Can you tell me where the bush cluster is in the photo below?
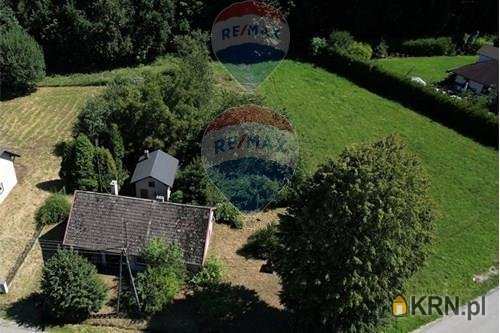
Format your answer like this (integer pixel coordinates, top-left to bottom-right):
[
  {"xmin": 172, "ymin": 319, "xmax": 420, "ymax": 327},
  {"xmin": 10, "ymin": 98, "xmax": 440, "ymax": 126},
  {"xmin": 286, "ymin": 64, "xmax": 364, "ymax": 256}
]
[
  {"xmin": 41, "ymin": 250, "xmax": 106, "ymax": 322},
  {"xmin": 60, "ymin": 134, "xmax": 123, "ymax": 193},
  {"xmin": 189, "ymin": 257, "xmax": 225, "ymax": 289},
  {"xmin": 326, "ymin": 30, "xmax": 373, "ymax": 60},
  {"xmin": 0, "ymin": 1, "xmax": 45, "ymax": 98},
  {"xmin": 35, "ymin": 193, "xmax": 71, "ymax": 226},
  {"xmin": 133, "ymin": 239, "xmax": 186, "ymax": 315},
  {"xmin": 215, "ymin": 202, "xmax": 244, "ymax": 229},
  {"xmin": 274, "ymin": 135, "xmax": 435, "ymax": 331},
  {"xmin": 310, "ymin": 38, "xmax": 498, "ymax": 147},
  {"xmin": 238, "ymin": 222, "xmax": 278, "ymax": 260},
  {"xmin": 400, "ymin": 37, "xmax": 456, "ymax": 56}
]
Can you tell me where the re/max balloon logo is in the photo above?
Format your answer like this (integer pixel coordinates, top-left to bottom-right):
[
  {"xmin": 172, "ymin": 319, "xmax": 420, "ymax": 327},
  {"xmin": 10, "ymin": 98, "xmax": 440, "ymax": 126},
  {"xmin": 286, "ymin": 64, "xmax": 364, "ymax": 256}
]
[
  {"xmin": 201, "ymin": 105, "xmax": 298, "ymax": 212},
  {"xmin": 220, "ymin": 24, "xmax": 282, "ymax": 41},
  {"xmin": 213, "ymin": 134, "xmax": 288, "ymax": 155}
]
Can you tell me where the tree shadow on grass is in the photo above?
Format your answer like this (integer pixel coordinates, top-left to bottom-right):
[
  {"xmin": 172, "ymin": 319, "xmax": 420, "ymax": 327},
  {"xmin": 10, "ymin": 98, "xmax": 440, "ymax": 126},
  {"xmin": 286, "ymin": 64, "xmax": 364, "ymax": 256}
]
[
  {"xmin": 147, "ymin": 283, "xmax": 290, "ymax": 333},
  {"xmin": 5, "ymin": 293, "xmax": 48, "ymax": 330},
  {"xmin": 36, "ymin": 179, "xmax": 65, "ymax": 193}
]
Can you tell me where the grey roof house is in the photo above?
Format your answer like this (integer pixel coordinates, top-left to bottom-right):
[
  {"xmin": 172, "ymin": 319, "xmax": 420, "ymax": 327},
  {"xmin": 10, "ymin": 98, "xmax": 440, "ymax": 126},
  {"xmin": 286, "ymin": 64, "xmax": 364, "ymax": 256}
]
[
  {"xmin": 131, "ymin": 150, "xmax": 179, "ymax": 200},
  {"xmin": 63, "ymin": 191, "xmax": 215, "ymax": 270}
]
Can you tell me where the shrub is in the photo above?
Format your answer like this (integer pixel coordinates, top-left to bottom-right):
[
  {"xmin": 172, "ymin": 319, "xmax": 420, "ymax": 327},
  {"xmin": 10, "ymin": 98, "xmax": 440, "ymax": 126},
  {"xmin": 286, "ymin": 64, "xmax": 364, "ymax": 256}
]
[
  {"xmin": 35, "ymin": 193, "xmax": 71, "ymax": 226},
  {"xmin": 0, "ymin": 26, "xmax": 45, "ymax": 98},
  {"xmin": 190, "ymin": 257, "xmax": 225, "ymax": 289},
  {"xmin": 373, "ymin": 38, "xmax": 389, "ymax": 58},
  {"xmin": 328, "ymin": 30, "xmax": 354, "ymax": 52},
  {"xmin": 135, "ymin": 240, "xmax": 186, "ymax": 315},
  {"xmin": 170, "ymin": 190, "xmax": 184, "ymax": 203},
  {"xmin": 401, "ymin": 37, "xmax": 456, "ymax": 56},
  {"xmin": 215, "ymin": 201, "xmax": 244, "ymax": 229},
  {"xmin": 238, "ymin": 223, "xmax": 278, "ymax": 260},
  {"xmin": 348, "ymin": 41, "xmax": 373, "ymax": 61},
  {"xmin": 310, "ymin": 37, "xmax": 328, "ymax": 56},
  {"xmin": 273, "ymin": 135, "xmax": 435, "ymax": 331},
  {"xmin": 41, "ymin": 250, "xmax": 106, "ymax": 322},
  {"xmin": 136, "ymin": 265, "xmax": 184, "ymax": 315}
]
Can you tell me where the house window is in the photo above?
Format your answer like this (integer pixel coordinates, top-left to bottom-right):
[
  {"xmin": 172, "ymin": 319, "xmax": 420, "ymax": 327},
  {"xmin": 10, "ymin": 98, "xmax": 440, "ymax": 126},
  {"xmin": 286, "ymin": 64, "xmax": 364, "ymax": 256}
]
[{"xmin": 148, "ymin": 181, "xmax": 155, "ymax": 188}]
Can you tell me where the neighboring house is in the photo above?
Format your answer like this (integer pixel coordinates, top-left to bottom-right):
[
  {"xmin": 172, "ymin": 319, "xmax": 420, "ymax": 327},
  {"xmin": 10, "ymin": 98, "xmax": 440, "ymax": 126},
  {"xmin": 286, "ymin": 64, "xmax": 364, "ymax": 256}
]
[
  {"xmin": 130, "ymin": 150, "xmax": 179, "ymax": 200},
  {"xmin": 0, "ymin": 148, "xmax": 20, "ymax": 204},
  {"xmin": 62, "ymin": 190, "xmax": 215, "ymax": 271},
  {"xmin": 450, "ymin": 45, "xmax": 499, "ymax": 94},
  {"xmin": 477, "ymin": 45, "xmax": 499, "ymax": 63}
]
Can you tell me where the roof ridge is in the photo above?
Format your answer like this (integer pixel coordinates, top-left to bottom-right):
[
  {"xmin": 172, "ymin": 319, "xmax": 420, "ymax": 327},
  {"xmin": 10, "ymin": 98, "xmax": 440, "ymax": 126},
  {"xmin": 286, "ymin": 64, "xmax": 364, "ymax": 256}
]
[{"xmin": 74, "ymin": 190, "xmax": 215, "ymax": 210}]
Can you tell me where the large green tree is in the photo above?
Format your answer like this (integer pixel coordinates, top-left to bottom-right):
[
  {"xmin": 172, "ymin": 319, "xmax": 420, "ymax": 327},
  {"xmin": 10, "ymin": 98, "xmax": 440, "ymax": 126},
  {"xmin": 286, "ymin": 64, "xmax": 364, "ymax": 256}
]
[
  {"xmin": 60, "ymin": 134, "xmax": 121, "ymax": 192},
  {"xmin": 274, "ymin": 135, "xmax": 435, "ymax": 331},
  {"xmin": 41, "ymin": 250, "xmax": 106, "ymax": 322}
]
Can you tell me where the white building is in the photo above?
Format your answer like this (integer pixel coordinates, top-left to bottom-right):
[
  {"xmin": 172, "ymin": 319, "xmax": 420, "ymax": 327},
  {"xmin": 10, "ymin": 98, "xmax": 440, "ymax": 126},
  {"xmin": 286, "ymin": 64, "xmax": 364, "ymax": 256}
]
[
  {"xmin": 0, "ymin": 148, "xmax": 20, "ymax": 204},
  {"xmin": 130, "ymin": 150, "xmax": 179, "ymax": 200}
]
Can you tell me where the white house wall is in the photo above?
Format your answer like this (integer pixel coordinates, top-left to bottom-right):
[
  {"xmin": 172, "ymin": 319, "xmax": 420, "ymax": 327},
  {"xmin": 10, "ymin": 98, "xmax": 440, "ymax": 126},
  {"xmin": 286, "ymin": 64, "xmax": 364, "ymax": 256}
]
[
  {"xmin": 0, "ymin": 157, "xmax": 17, "ymax": 204},
  {"xmin": 135, "ymin": 177, "xmax": 169, "ymax": 200}
]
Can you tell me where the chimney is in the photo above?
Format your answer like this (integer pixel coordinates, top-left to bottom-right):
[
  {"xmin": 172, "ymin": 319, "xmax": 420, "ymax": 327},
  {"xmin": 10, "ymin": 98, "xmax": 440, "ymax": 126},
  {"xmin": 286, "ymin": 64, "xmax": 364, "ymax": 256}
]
[
  {"xmin": 156, "ymin": 195, "xmax": 165, "ymax": 203},
  {"xmin": 110, "ymin": 180, "xmax": 119, "ymax": 195},
  {"xmin": 144, "ymin": 149, "xmax": 150, "ymax": 159}
]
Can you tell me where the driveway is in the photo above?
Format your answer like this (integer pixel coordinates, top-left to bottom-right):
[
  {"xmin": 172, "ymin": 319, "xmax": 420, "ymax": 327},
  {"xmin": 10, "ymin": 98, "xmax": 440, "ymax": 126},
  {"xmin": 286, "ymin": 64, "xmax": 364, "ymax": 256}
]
[{"xmin": 415, "ymin": 288, "xmax": 499, "ymax": 333}]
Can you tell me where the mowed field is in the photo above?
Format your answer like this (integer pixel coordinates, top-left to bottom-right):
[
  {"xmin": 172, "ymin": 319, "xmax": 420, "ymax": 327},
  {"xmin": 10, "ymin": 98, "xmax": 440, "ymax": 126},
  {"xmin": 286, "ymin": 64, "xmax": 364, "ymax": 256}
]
[
  {"xmin": 259, "ymin": 60, "xmax": 498, "ymax": 331},
  {"xmin": 0, "ymin": 87, "xmax": 101, "ymax": 306},
  {"xmin": 376, "ymin": 55, "xmax": 476, "ymax": 83}
]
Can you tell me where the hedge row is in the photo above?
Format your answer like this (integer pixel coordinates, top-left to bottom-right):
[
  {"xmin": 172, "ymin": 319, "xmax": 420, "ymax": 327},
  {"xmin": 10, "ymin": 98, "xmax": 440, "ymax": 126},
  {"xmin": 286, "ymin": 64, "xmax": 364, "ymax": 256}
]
[
  {"xmin": 400, "ymin": 37, "xmax": 456, "ymax": 56},
  {"xmin": 311, "ymin": 51, "xmax": 498, "ymax": 147}
]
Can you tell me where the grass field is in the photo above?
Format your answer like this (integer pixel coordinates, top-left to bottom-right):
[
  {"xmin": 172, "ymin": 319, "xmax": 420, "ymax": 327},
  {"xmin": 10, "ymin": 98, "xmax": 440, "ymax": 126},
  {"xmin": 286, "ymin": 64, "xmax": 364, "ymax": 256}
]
[
  {"xmin": 0, "ymin": 58, "xmax": 497, "ymax": 332},
  {"xmin": 376, "ymin": 56, "xmax": 477, "ymax": 83},
  {"xmin": 259, "ymin": 60, "xmax": 498, "ymax": 331},
  {"xmin": 0, "ymin": 87, "xmax": 101, "ymax": 307},
  {"xmin": 39, "ymin": 57, "xmax": 178, "ymax": 87}
]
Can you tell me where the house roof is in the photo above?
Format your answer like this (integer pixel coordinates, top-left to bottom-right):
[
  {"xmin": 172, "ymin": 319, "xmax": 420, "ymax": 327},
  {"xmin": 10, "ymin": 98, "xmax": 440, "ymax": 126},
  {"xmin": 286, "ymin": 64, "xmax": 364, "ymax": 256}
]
[
  {"xmin": 63, "ymin": 191, "xmax": 214, "ymax": 266},
  {"xmin": 450, "ymin": 60, "xmax": 499, "ymax": 87},
  {"xmin": 0, "ymin": 148, "xmax": 20, "ymax": 159},
  {"xmin": 130, "ymin": 150, "xmax": 179, "ymax": 187},
  {"xmin": 477, "ymin": 45, "xmax": 499, "ymax": 61}
]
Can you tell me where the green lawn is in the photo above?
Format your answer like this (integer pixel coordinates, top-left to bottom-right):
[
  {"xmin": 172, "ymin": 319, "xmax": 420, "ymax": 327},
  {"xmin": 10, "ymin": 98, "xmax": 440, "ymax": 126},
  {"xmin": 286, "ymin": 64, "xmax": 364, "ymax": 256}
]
[
  {"xmin": 39, "ymin": 56, "xmax": 178, "ymax": 87},
  {"xmin": 376, "ymin": 56, "xmax": 477, "ymax": 83},
  {"xmin": 259, "ymin": 60, "xmax": 498, "ymax": 332}
]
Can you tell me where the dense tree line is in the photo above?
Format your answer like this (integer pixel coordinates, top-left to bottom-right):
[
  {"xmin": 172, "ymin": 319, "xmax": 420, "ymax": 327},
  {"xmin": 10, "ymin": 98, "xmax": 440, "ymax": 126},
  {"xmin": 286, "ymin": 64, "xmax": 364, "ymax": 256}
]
[
  {"xmin": 4, "ymin": 0, "xmax": 496, "ymax": 72},
  {"xmin": 7, "ymin": 0, "xmax": 203, "ymax": 72}
]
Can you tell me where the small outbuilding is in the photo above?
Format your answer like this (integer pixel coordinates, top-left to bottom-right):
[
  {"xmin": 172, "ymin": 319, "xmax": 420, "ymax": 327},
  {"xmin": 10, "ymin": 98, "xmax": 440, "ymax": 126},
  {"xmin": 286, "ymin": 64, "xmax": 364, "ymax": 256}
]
[
  {"xmin": 130, "ymin": 150, "xmax": 179, "ymax": 200},
  {"xmin": 0, "ymin": 148, "xmax": 20, "ymax": 204}
]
